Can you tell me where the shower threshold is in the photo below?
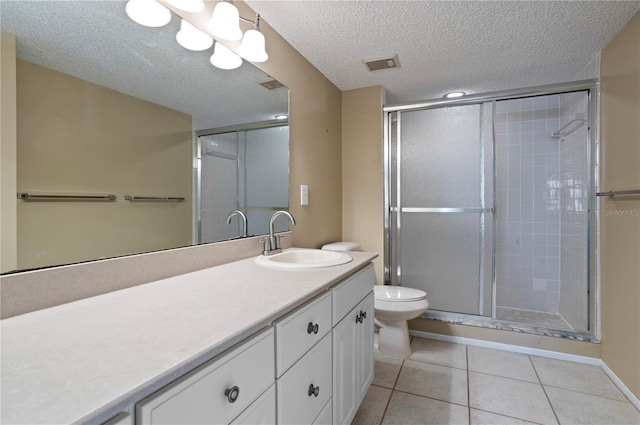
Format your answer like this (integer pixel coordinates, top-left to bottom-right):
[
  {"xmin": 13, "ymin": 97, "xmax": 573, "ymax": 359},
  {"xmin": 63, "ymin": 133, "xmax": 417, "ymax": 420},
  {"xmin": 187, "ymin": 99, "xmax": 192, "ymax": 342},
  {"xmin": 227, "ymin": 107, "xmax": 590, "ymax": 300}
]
[{"xmin": 420, "ymin": 310, "xmax": 597, "ymax": 342}]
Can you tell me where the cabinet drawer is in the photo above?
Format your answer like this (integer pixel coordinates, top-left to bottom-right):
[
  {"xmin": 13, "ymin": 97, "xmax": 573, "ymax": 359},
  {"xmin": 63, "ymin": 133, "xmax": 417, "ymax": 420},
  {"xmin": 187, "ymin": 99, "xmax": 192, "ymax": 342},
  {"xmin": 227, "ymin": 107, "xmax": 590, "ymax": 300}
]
[
  {"xmin": 313, "ymin": 398, "xmax": 332, "ymax": 425},
  {"xmin": 231, "ymin": 384, "xmax": 276, "ymax": 425},
  {"xmin": 332, "ymin": 264, "xmax": 375, "ymax": 326},
  {"xmin": 275, "ymin": 292, "xmax": 331, "ymax": 376},
  {"xmin": 136, "ymin": 328, "xmax": 274, "ymax": 425},
  {"xmin": 276, "ymin": 332, "xmax": 332, "ymax": 425}
]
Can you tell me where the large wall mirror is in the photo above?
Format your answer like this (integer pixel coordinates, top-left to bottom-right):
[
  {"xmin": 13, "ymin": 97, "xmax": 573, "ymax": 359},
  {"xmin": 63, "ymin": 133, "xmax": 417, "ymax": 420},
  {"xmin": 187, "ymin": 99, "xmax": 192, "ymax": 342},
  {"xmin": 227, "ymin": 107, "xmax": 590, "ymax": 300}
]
[{"xmin": 0, "ymin": 0, "xmax": 290, "ymax": 273}]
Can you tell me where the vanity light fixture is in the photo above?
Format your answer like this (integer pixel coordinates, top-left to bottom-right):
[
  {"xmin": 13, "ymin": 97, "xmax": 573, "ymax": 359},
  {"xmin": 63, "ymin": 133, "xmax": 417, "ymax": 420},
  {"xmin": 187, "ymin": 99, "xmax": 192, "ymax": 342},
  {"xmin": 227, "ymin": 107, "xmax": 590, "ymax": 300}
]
[
  {"xmin": 207, "ymin": 1, "xmax": 269, "ymax": 63},
  {"xmin": 444, "ymin": 91, "xmax": 466, "ymax": 98},
  {"xmin": 176, "ymin": 19, "xmax": 214, "ymax": 51},
  {"xmin": 166, "ymin": 0, "xmax": 205, "ymax": 13},
  {"xmin": 207, "ymin": 0, "xmax": 243, "ymax": 41},
  {"xmin": 125, "ymin": 0, "xmax": 171, "ymax": 27},
  {"xmin": 210, "ymin": 42, "xmax": 243, "ymax": 70},
  {"xmin": 236, "ymin": 15, "xmax": 268, "ymax": 63}
]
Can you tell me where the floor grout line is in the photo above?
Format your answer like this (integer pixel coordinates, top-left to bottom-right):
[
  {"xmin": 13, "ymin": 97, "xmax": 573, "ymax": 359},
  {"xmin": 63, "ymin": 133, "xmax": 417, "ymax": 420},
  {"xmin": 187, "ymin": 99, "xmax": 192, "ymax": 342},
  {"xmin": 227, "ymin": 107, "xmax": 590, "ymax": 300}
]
[
  {"xmin": 541, "ymin": 383, "xmax": 637, "ymax": 405},
  {"xmin": 378, "ymin": 358, "xmax": 405, "ymax": 424},
  {"xmin": 391, "ymin": 388, "xmax": 470, "ymax": 409},
  {"xmin": 530, "ymin": 354, "xmax": 562, "ymax": 425}
]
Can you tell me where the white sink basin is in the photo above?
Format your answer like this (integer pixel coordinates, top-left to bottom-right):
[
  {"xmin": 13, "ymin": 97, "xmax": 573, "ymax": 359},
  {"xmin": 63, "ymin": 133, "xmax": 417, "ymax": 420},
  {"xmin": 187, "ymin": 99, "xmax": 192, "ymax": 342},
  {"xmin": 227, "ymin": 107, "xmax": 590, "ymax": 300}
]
[{"xmin": 255, "ymin": 249, "xmax": 353, "ymax": 269}]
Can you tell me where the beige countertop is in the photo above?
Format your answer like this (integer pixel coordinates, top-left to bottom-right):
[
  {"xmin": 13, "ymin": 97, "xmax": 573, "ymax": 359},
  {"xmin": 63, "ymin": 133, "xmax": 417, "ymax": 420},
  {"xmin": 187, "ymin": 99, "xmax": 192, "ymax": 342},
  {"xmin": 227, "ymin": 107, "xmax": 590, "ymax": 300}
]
[{"xmin": 0, "ymin": 250, "xmax": 377, "ymax": 424}]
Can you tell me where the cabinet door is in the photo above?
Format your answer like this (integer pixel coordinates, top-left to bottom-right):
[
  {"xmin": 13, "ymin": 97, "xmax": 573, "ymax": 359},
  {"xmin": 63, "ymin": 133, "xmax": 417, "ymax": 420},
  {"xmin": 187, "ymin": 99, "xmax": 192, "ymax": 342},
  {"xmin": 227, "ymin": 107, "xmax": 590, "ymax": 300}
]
[
  {"xmin": 312, "ymin": 398, "xmax": 332, "ymax": 425},
  {"xmin": 332, "ymin": 306, "xmax": 359, "ymax": 425},
  {"xmin": 357, "ymin": 292, "xmax": 374, "ymax": 403}
]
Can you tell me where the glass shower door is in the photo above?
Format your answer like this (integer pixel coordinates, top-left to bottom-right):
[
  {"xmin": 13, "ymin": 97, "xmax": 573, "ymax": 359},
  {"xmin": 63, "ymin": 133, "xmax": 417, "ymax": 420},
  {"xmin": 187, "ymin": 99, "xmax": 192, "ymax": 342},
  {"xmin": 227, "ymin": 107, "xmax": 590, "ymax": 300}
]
[{"xmin": 388, "ymin": 103, "xmax": 494, "ymax": 316}]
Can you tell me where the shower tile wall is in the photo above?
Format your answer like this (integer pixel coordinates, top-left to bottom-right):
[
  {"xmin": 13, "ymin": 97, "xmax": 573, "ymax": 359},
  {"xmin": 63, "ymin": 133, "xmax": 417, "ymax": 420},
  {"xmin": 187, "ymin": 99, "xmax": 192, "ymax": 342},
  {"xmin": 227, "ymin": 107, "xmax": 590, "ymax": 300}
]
[
  {"xmin": 558, "ymin": 91, "xmax": 589, "ymax": 331},
  {"xmin": 495, "ymin": 96, "xmax": 562, "ymax": 313}
]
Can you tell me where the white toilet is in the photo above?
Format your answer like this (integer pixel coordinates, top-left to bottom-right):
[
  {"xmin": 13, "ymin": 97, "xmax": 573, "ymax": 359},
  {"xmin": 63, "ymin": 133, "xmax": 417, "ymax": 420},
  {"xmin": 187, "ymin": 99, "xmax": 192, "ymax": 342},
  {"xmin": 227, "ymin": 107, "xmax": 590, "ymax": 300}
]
[
  {"xmin": 321, "ymin": 241, "xmax": 429, "ymax": 359},
  {"xmin": 373, "ymin": 285, "xmax": 429, "ymax": 358}
]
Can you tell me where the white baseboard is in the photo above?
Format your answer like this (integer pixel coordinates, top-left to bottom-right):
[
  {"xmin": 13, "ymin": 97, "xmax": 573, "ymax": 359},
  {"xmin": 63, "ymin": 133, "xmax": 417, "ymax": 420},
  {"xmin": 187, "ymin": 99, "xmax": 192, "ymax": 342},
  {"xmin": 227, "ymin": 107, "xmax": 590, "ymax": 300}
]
[
  {"xmin": 409, "ymin": 330, "xmax": 640, "ymax": 410},
  {"xmin": 600, "ymin": 360, "xmax": 640, "ymax": 411}
]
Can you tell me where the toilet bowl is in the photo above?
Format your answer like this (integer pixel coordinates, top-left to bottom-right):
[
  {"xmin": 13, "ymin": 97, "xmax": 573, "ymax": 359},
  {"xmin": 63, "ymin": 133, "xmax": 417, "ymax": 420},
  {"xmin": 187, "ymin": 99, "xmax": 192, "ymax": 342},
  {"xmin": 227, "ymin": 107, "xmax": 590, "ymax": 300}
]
[
  {"xmin": 321, "ymin": 242, "xmax": 429, "ymax": 358},
  {"xmin": 373, "ymin": 285, "xmax": 429, "ymax": 359}
]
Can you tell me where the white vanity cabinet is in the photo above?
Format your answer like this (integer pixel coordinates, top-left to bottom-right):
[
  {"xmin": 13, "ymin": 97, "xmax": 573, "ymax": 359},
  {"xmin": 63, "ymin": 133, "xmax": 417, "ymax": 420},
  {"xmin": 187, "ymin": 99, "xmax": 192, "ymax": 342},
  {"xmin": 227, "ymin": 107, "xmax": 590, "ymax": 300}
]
[
  {"xmin": 331, "ymin": 265, "xmax": 375, "ymax": 425},
  {"xmin": 136, "ymin": 329, "xmax": 274, "ymax": 425},
  {"xmin": 134, "ymin": 263, "xmax": 375, "ymax": 425}
]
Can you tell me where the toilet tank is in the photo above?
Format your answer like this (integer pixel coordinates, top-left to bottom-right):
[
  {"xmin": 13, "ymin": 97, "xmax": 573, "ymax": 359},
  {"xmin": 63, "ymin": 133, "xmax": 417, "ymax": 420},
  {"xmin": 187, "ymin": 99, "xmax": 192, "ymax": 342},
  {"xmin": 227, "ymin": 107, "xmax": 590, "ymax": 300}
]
[{"xmin": 321, "ymin": 241, "xmax": 360, "ymax": 252}]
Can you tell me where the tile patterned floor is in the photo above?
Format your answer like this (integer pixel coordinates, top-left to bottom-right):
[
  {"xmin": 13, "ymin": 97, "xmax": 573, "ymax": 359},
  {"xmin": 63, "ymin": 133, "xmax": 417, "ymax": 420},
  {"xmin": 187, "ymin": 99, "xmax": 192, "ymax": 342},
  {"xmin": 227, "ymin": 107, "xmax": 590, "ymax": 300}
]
[
  {"xmin": 353, "ymin": 337, "xmax": 640, "ymax": 425},
  {"xmin": 495, "ymin": 307, "xmax": 573, "ymax": 331}
]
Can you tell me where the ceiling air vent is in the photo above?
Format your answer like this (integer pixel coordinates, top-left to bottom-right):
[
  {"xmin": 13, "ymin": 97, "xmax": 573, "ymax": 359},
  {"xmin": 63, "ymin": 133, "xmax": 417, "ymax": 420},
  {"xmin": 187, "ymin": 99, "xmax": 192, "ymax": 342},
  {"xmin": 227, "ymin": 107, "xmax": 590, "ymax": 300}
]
[
  {"xmin": 258, "ymin": 78, "xmax": 286, "ymax": 90},
  {"xmin": 364, "ymin": 55, "xmax": 400, "ymax": 72}
]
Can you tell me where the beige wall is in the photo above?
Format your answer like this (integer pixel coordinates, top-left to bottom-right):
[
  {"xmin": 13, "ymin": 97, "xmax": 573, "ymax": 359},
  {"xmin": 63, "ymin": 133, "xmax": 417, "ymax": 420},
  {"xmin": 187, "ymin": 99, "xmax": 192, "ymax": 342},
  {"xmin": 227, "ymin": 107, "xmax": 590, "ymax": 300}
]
[
  {"xmin": 16, "ymin": 60, "xmax": 193, "ymax": 270},
  {"xmin": 600, "ymin": 12, "xmax": 640, "ymax": 399},
  {"xmin": 234, "ymin": 2, "xmax": 343, "ymax": 249},
  {"xmin": 1, "ymin": 32, "xmax": 18, "ymax": 273},
  {"xmin": 174, "ymin": 1, "xmax": 344, "ymax": 249},
  {"xmin": 342, "ymin": 86, "xmax": 385, "ymax": 283}
]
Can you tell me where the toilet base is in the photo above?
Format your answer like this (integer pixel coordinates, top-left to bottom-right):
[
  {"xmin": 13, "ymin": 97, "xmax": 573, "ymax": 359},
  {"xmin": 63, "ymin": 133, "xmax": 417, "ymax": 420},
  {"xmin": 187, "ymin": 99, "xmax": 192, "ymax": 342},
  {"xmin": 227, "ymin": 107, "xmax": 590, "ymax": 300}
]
[{"xmin": 377, "ymin": 319, "xmax": 411, "ymax": 359}]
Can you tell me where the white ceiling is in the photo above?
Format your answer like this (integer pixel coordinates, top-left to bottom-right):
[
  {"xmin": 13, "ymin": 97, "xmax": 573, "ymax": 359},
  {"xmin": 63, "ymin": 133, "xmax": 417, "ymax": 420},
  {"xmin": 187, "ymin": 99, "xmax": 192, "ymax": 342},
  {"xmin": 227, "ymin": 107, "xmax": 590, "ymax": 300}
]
[{"xmin": 245, "ymin": 0, "xmax": 640, "ymax": 105}]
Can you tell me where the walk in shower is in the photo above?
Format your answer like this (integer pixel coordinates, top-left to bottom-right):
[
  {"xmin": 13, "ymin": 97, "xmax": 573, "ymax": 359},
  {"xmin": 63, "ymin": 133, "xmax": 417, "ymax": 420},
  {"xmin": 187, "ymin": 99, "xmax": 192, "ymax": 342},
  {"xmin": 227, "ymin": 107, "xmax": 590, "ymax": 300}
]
[{"xmin": 384, "ymin": 81, "xmax": 597, "ymax": 338}]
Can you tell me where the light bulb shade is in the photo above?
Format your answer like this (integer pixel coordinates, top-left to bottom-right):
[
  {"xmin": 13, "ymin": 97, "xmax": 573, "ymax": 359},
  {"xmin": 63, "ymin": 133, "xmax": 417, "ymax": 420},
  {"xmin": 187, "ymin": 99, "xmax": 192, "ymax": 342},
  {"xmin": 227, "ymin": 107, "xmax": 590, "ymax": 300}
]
[
  {"xmin": 176, "ymin": 20, "xmax": 213, "ymax": 51},
  {"xmin": 210, "ymin": 42, "xmax": 242, "ymax": 70},
  {"xmin": 166, "ymin": 0, "xmax": 205, "ymax": 13},
  {"xmin": 125, "ymin": 0, "xmax": 171, "ymax": 28},
  {"xmin": 207, "ymin": 1, "xmax": 242, "ymax": 41},
  {"xmin": 237, "ymin": 28, "xmax": 268, "ymax": 62}
]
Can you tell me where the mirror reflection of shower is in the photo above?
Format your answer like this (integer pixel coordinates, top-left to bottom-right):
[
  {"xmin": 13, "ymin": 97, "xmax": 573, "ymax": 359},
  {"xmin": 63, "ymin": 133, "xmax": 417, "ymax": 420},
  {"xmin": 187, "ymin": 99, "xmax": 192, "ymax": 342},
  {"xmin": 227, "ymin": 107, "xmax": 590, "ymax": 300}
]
[{"xmin": 197, "ymin": 124, "xmax": 290, "ymax": 244}]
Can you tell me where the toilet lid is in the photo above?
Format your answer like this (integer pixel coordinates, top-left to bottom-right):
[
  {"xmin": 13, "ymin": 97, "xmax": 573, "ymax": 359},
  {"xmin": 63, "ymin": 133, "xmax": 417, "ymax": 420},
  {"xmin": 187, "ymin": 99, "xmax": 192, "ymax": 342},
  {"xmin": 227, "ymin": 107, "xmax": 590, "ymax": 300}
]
[{"xmin": 374, "ymin": 285, "xmax": 426, "ymax": 302}]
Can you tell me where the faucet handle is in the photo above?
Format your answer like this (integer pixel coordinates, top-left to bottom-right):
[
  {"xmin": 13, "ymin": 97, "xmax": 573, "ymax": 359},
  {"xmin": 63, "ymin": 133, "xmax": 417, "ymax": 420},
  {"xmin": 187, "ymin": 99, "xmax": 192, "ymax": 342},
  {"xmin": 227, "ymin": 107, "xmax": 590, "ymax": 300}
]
[
  {"xmin": 275, "ymin": 234, "xmax": 284, "ymax": 250},
  {"xmin": 258, "ymin": 237, "xmax": 269, "ymax": 255}
]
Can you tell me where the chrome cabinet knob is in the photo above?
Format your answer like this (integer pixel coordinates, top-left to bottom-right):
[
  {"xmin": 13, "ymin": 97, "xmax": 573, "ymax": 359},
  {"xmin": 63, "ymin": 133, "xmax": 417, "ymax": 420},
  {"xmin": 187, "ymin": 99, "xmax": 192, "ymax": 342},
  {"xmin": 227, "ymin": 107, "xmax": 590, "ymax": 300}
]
[{"xmin": 225, "ymin": 386, "xmax": 240, "ymax": 403}]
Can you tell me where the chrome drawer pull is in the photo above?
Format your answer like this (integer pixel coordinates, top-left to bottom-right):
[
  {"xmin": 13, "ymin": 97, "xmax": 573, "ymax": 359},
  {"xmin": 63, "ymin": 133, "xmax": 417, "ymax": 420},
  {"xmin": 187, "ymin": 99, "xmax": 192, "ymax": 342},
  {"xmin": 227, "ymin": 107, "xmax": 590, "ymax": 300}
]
[
  {"xmin": 307, "ymin": 384, "xmax": 320, "ymax": 397},
  {"xmin": 225, "ymin": 386, "xmax": 240, "ymax": 403},
  {"xmin": 307, "ymin": 322, "xmax": 319, "ymax": 335}
]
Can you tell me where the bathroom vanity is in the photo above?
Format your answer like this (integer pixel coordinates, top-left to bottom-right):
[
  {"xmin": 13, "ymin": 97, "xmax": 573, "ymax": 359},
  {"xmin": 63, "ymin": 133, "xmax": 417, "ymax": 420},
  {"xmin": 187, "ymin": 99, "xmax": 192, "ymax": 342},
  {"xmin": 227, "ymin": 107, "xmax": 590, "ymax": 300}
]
[{"xmin": 0, "ymin": 250, "xmax": 376, "ymax": 425}]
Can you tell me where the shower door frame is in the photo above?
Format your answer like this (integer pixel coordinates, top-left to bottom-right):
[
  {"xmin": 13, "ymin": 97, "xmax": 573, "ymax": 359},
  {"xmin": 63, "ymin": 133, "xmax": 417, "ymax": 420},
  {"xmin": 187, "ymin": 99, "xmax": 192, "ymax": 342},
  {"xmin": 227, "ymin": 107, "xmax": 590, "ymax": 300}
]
[{"xmin": 383, "ymin": 79, "xmax": 600, "ymax": 339}]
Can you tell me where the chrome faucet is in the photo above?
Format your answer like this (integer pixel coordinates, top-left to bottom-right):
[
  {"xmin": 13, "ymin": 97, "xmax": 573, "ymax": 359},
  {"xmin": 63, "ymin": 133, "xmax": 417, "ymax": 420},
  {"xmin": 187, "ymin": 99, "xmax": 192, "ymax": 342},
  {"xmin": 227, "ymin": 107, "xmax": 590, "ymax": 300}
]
[
  {"xmin": 226, "ymin": 210, "xmax": 248, "ymax": 238},
  {"xmin": 261, "ymin": 210, "xmax": 296, "ymax": 255}
]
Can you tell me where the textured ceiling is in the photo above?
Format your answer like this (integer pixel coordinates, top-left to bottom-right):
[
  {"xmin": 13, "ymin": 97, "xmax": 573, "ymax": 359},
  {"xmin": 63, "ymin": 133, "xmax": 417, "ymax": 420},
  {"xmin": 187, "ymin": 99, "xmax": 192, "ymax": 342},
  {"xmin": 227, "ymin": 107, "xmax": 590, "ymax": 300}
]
[
  {"xmin": 0, "ymin": 0, "xmax": 288, "ymax": 130},
  {"xmin": 245, "ymin": 0, "xmax": 640, "ymax": 105}
]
